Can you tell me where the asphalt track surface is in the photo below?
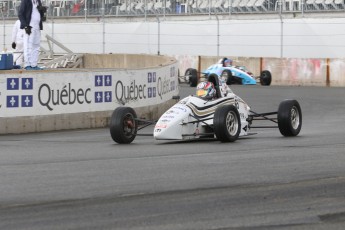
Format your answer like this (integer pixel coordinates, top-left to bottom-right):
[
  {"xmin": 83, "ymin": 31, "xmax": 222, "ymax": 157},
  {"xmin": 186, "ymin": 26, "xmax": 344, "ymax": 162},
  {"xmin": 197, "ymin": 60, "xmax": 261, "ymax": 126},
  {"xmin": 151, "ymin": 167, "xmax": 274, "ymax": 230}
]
[{"xmin": 0, "ymin": 85, "xmax": 345, "ymax": 230}]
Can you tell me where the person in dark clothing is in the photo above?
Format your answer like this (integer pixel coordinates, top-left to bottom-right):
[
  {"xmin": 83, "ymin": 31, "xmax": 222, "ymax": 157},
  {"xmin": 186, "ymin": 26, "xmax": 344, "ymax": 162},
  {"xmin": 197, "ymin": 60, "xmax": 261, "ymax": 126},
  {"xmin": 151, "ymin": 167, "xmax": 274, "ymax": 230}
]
[{"xmin": 18, "ymin": 0, "xmax": 46, "ymax": 70}]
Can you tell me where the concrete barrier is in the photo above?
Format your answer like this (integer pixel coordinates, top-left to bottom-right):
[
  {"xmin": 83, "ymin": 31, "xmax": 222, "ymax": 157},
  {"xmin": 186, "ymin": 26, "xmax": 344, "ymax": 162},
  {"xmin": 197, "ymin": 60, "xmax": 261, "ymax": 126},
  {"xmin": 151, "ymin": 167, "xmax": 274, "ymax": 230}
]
[
  {"xmin": 0, "ymin": 54, "xmax": 179, "ymax": 134},
  {"xmin": 0, "ymin": 102, "xmax": 177, "ymax": 134}
]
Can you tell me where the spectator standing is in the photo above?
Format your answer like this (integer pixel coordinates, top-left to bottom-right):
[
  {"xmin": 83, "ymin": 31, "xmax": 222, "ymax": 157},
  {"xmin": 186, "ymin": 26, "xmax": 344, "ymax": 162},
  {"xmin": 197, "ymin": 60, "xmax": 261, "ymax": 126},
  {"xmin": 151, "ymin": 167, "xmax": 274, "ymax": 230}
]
[
  {"xmin": 11, "ymin": 20, "xmax": 24, "ymax": 67},
  {"xmin": 72, "ymin": 0, "xmax": 85, "ymax": 15},
  {"xmin": 18, "ymin": 0, "xmax": 46, "ymax": 70}
]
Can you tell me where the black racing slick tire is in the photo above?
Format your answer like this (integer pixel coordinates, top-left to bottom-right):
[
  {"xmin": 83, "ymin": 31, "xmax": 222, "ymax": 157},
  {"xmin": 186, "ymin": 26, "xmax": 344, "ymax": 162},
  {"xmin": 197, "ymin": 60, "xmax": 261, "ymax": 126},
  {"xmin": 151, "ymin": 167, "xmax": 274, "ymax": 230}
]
[
  {"xmin": 185, "ymin": 68, "xmax": 198, "ymax": 87},
  {"xmin": 260, "ymin": 70, "xmax": 272, "ymax": 86},
  {"xmin": 221, "ymin": 69, "xmax": 234, "ymax": 85},
  {"xmin": 214, "ymin": 105, "xmax": 241, "ymax": 142},
  {"xmin": 110, "ymin": 107, "xmax": 138, "ymax": 144},
  {"xmin": 278, "ymin": 100, "xmax": 302, "ymax": 137}
]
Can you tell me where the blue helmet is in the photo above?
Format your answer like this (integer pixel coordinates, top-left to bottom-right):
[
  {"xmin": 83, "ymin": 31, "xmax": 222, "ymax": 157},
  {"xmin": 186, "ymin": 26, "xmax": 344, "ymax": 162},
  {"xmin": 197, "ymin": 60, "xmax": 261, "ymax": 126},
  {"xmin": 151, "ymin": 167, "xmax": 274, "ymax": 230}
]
[{"xmin": 222, "ymin": 58, "xmax": 232, "ymax": 67}]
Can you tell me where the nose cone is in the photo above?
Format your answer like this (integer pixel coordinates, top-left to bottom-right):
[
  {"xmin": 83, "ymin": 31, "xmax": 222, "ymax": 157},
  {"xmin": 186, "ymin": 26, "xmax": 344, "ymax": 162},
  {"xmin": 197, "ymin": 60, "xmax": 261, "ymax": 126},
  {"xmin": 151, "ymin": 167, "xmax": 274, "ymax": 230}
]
[{"xmin": 154, "ymin": 105, "xmax": 190, "ymax": 140}]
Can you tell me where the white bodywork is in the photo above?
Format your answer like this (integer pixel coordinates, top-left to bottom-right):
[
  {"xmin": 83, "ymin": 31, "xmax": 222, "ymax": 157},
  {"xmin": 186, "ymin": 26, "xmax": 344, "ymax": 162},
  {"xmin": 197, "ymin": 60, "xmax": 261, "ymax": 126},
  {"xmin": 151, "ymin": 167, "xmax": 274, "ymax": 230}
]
[{"xmin": 154, "ymin": 83, "xmax": 251, "ymax": 140}]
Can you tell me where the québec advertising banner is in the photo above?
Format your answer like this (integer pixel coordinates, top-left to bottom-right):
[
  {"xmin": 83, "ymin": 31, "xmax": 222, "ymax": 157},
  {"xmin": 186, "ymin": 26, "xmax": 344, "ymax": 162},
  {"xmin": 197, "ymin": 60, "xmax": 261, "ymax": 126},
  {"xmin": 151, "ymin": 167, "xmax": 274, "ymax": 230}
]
[{"xmin": 0, "ymin": 64, "xmax": 178, "ymax": 117}]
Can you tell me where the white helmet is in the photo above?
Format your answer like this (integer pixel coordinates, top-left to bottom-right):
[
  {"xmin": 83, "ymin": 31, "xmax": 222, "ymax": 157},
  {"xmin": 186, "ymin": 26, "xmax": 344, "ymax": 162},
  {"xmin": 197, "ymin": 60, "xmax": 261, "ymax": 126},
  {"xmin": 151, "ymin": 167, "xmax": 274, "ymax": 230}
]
[{"xmin": 196, "ymin": 82, "xmax": 216, "ymax": 99}]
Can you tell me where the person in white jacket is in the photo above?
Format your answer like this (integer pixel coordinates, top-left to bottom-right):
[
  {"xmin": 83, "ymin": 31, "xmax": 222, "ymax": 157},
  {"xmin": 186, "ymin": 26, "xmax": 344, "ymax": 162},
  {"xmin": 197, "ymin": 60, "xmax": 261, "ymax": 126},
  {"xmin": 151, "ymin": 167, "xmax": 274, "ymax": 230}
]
[{"xmin": 11, "ymin": 20, "xmax": 25, "ymax": 67}]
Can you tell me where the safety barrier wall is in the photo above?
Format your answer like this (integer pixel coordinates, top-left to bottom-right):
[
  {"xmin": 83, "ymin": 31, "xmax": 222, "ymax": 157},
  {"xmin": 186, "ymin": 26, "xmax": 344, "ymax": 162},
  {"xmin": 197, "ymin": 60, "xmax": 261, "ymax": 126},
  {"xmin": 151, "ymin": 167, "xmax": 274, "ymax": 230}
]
[
  {"xmin": 176, "ymin": 55, "xmax": 345, "ymax": 87},
  {"xmin": 0, "ymin": 54, "xmax": 179, "ymax": 134}
]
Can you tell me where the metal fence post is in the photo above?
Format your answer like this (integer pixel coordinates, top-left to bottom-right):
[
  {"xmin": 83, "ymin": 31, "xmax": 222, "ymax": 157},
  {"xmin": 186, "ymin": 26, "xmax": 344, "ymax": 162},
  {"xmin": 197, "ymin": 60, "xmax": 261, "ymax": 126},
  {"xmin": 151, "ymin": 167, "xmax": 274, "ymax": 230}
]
[
  {"xmin": 156, "ymin": 14, "xmax": 160, "ymax": 55},
  {"xmin": 84, "ymin": 0, "xmax": 88, "ymax": 22},
  {"xmin": 102, "ymin": 0, "xmax": 105, "ymax": 54},
  {"xmin": 279, "ymin": 3, "xmax": 284, "ymax": 58},
  {"xmin": 215, "ymin": 13, "xmax": 219, "ymax": 59},
  {"xmin": 1, "ymin": 4, "xmax": 5, "ymax": 51}
]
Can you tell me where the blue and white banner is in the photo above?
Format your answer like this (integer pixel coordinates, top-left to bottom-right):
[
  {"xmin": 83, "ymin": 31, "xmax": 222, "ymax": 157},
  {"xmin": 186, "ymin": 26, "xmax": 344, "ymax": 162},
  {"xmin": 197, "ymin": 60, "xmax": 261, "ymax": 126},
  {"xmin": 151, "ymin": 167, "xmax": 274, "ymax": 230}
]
[{"xmin": 0, "ymin": 64, "xmax": 178, "ymax": 117}]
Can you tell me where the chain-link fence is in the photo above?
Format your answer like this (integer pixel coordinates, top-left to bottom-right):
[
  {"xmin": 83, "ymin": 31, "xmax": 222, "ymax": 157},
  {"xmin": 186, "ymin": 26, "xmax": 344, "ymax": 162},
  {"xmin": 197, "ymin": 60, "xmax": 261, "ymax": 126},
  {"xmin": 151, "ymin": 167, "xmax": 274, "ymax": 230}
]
[{"xmin": 1, "ymin": 0, "xmax": 345, "ymax": 58}]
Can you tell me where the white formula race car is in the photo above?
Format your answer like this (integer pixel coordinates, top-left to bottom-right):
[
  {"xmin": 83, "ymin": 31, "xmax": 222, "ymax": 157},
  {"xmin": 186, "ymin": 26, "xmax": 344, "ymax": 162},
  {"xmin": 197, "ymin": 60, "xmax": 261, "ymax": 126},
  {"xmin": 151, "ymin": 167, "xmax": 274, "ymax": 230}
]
[{"xmin": 109, "ymin": 74, "xmax": 302, "ymax": 144}]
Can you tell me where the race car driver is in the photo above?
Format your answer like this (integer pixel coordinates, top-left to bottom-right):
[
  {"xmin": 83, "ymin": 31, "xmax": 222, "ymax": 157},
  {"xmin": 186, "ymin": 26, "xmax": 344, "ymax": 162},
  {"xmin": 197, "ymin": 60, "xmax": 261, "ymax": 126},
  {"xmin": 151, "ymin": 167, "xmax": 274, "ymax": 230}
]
[
  {"xmin": 222, "ymin": 57, "xmax": 233, "ymax": 67},
  {"xmin": 196, "ymin": 81, "xmax": 216, "ymax": 99}
]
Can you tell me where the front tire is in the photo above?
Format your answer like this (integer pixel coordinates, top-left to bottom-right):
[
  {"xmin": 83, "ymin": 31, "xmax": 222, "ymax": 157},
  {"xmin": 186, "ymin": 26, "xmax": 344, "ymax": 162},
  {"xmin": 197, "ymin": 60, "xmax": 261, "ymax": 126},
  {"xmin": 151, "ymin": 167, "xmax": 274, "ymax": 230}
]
[
  {"xmin": 214, "ymin": 105, "xmax": 241, "ymax": 142},
  {"xmin": 278, "ymin": 100, "xmax": 302, "ymax": 136},
  {"xmin": 110, "ymin": 107, "xmax": 138, "ymax": 144},
  {"xmin": 260, "ymin": 70, "xmax": 272, "ymax": 86},
  {"xmin": 221, "ymin": 69, "xmax": 234, "ymax": 85},
  {"xmin": 185, "ymin": 68, "xmax": 198, "ymax": 87}
]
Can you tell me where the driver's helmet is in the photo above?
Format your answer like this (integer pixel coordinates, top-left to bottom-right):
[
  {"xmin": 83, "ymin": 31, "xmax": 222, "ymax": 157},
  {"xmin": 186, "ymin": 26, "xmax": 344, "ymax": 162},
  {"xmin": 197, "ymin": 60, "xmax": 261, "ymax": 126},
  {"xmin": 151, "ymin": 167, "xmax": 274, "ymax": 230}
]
[
  {"xmin": 223, "ymin": 58, "xmax": 232, "ymax": 67},
  {"xmin": 219, "ymin": 57, "xmax": 232, "ymax": 67},
  {"xmin": 196, "ymin": 82, "xmax": 216, "ymax": 99}
]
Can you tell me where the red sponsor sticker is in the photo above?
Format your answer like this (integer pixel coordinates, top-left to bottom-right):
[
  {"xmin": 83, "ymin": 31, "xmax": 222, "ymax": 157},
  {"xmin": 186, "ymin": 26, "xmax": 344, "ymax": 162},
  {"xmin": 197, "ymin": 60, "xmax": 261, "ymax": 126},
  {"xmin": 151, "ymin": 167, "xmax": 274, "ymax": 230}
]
[{"xmin": 155, "ymin": 124, "xmax": 167, "ymax": 129}]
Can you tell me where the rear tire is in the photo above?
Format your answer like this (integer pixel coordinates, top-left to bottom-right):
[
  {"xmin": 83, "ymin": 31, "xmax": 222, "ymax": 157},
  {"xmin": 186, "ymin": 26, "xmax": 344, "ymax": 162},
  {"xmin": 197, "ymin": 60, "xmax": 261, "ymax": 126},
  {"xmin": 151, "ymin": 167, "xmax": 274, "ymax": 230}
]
[
  {"xmin": 110, "ymin": 107, "xmax": 138, "ymax": 144},
  {"xmin": 185, "ymin": 68, "xmax": 198, "ymax": 87},
  {"xmin": 221, "ymin": 69, "xmax": 234, "ymax": 85},
  {"xmin": 214, "ymin": 105, "xmax": 241, "ymax": 142},
  {"xmin": 260, "ymin": 70, "xmax": 272, "ymax": 86},
  {"xmin": 278, "ymin": 100, "xmax": 302, "ymax": 136}
]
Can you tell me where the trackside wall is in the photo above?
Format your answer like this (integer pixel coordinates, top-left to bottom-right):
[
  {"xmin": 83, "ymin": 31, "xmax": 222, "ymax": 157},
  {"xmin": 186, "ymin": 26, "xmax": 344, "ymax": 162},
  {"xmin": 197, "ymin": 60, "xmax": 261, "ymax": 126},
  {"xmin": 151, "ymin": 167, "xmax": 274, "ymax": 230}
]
[
  {"xmin": 0, "ymin": 54, "xmax": 179, "ymax": 134},
  {"xmin": 176, "ymin": 55, "xmax": 345, "ymax": 87}
]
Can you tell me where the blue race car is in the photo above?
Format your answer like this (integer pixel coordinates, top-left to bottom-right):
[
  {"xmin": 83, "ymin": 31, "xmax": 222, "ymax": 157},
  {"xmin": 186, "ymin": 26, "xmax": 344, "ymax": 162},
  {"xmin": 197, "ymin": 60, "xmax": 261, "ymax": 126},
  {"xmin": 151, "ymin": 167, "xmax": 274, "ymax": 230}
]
[{"xmin": 185, "ymin": 57, "xmax": 272, "ymax": 87}]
